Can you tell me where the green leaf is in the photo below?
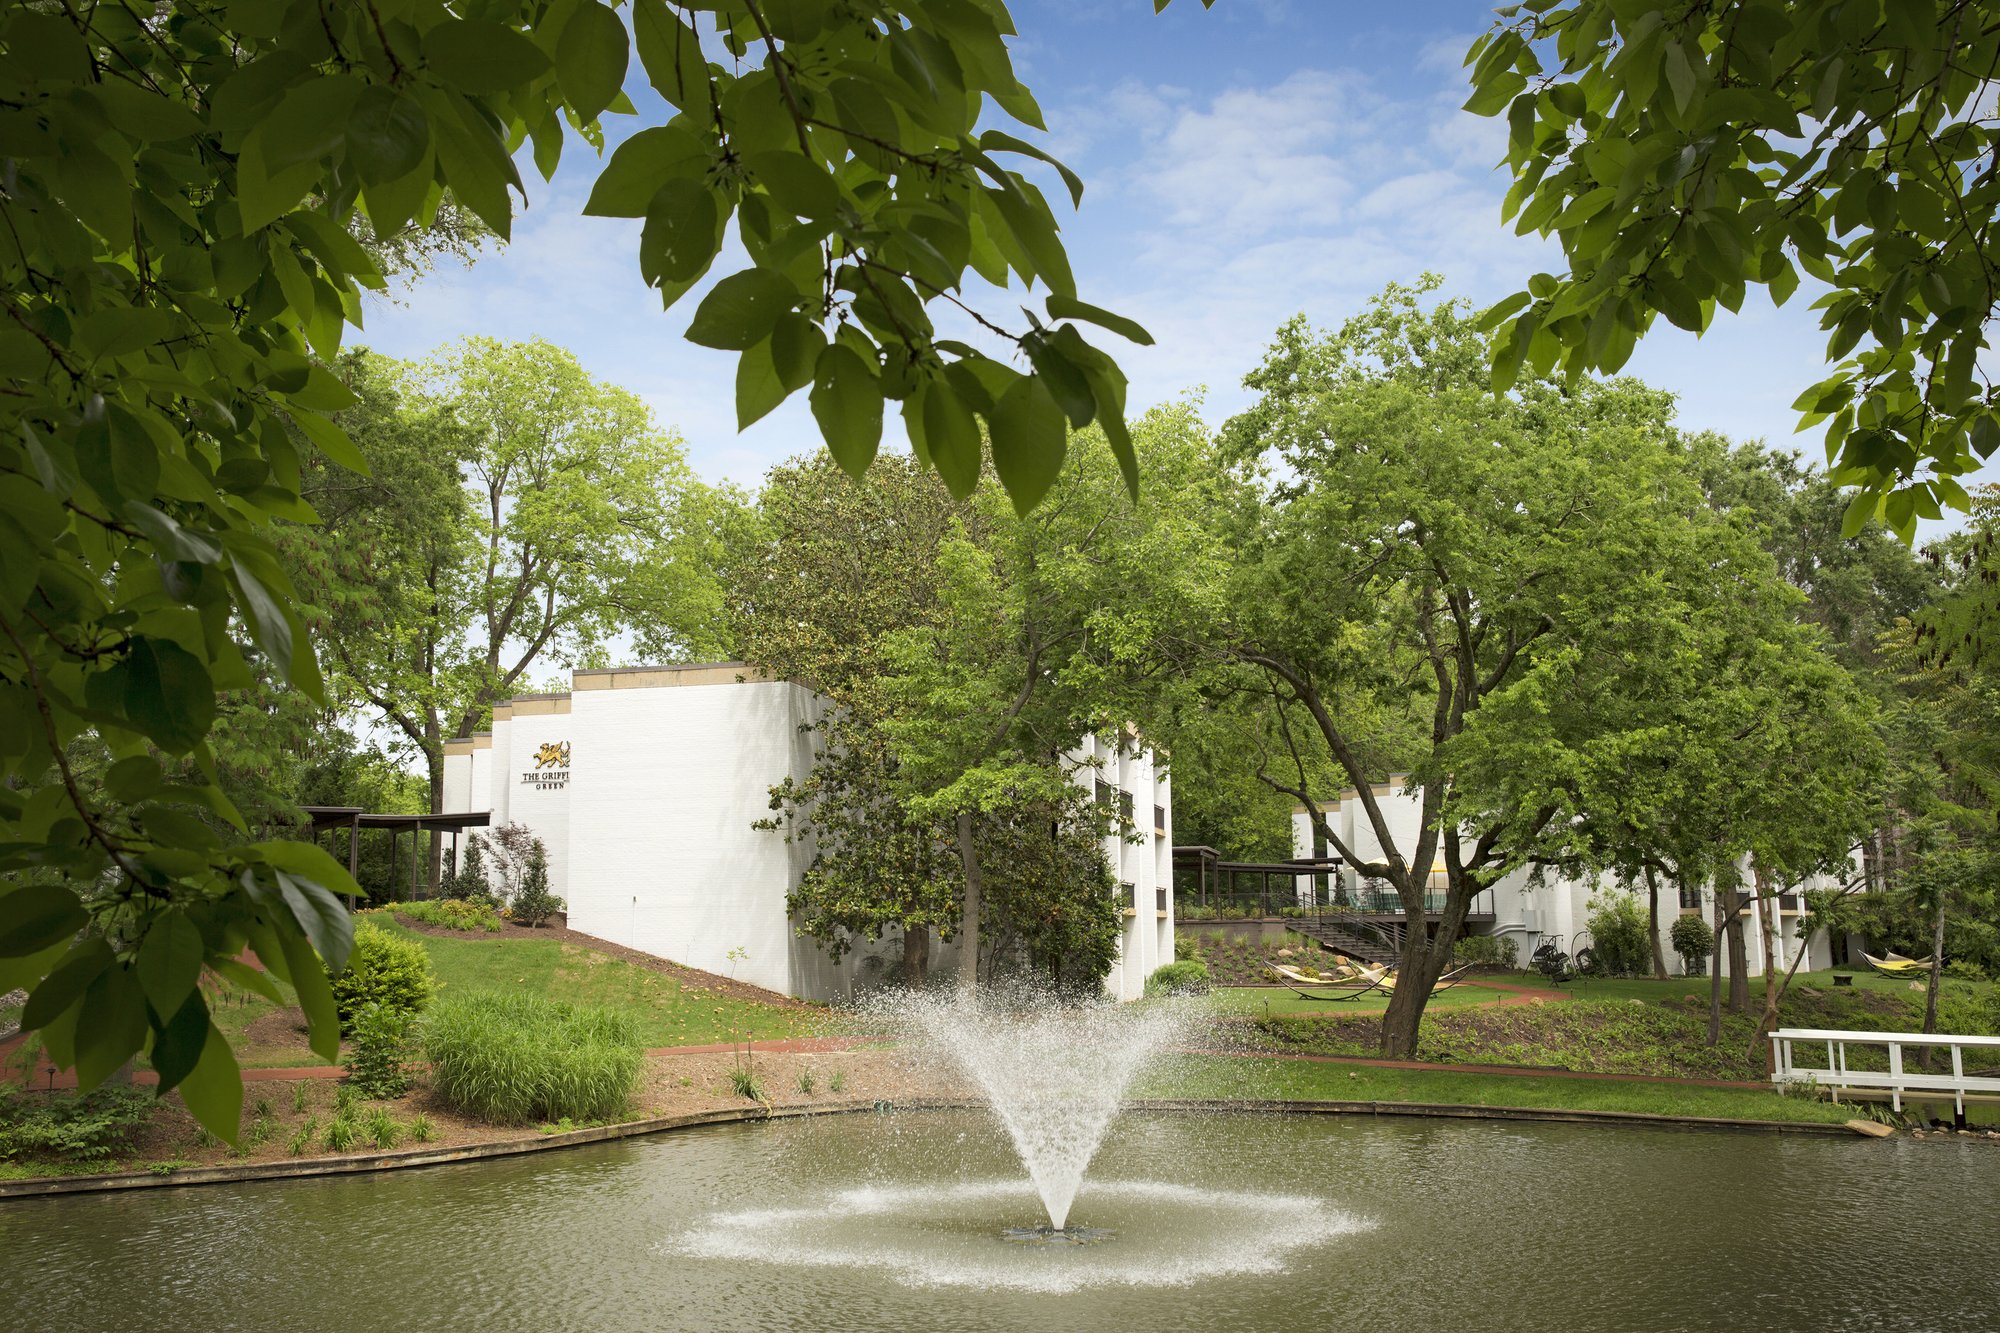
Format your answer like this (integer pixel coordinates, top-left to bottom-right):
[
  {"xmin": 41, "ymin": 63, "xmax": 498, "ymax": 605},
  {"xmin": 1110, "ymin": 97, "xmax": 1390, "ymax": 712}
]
[
  {"xmin": 742, "ymin": 151, "xmax": 842, "ymax": 222},
  {"xmin": 736, "ymin": 339, "xmax": 790, "ymax": 429},
  {"xmin": 988, "ymin": 375, "xmax": 1068, "ymax": 515},
  {"xmin": 1839, "ymin": 487, "xmax": 1878, "ymax": 539},
  {"xmin": 980, "ymin": 129, "xmax": 1084, "ymax": 208},
  {"xmin": 984, "ymin": 183, "xmax": 1075, "ymax": 297},
  {"xmin": 556, "ymin": 1, "xmax": 630, "ymax": 124},
  {"xmin": 137, "ymin": 914, "xmax": 205, "ymax": 1017},
  {"xmin": 20, "ymin": 938, "xmax": 112, "ymax": 1032},
  {"xmin": 810, "ymin": 344, "xmax": 884, "ymax": 477},
  {"xmin": 211, "ymin": 957, "xmax": 284, "ymax": 1005},
  {"xmin": 262, "ymin": 75, "xmax": 364, "ymax": 173},
  {"xmin": 0, "ymin": 883, "xmax": 88, "ymax": 959},
  {"xmin": 235, "ymin": 128, "xmax": 320, "ymax": 231},
  {"xmin": 279, "ymin": 924, "xmax": 341, "ymax": 1064},
  {"xmin": 176, "ymin": 1018, "xmax": 243, "ymax": 1145},
  {"xmin": 921, "ymin": 379, "xmax": 982, "ymax": 498},
  {"xmin": 1045, "ymin": 294, "xmax": 1153, "ymax": 346},
  {"xmin": 229, "ymin": 553, "xmax": 300, "ymax": 683},
  {"xmin": 424, "ymin": 18, "xmax": 553, "ymax": 94},
  {"xmin": 686, "ymin": 268, "xmax": 802, "ymax": 350},
  {"xmin": 149, "ymin": 990, "xmax": 211, "ymax": 1094},
  {"xmin": 74, "ymin": 964, "xmax": 148, "ymax": 1091},
  {"xmin": 1023, "ymin": 332, "xmax": 1096, "ymax": 427},
  {"xmin": 346, "ymin": 87, "xmax": 431, "ymax": 185},
  {"xmin": 634, "ymin": 0, "xmax": 715, "ymax": 123},
  {"xmin": 124, "ymin": 638, "xmax": 216, "ymax": 754},
  {"xmin": 585, "ymin": 126, "xmax": 706, "ymax": 218},
  {"xmin": 639, "ymin": 177, "xmax": 720, "ymax": 285},
  {"xmin": 291, "ymin": 409, "xmax": 370, "ymax": 475},
  {"xmin": 770, "ymin": 312, "xmax": 823, "ymax": 392}
]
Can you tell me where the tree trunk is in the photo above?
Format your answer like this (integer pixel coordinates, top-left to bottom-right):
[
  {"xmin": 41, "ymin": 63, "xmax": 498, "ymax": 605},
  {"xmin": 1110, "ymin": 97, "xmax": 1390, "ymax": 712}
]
[
  {"xmin": 424, "ymin": 740, "xmax": 446, "ymax": 898},
  {"xmin": 1706, "ymin": 895, "xmax": 1725, "ymax": 1046},
  {"xmin": 903, "ymin": 924, "xmax": 930, "ymax": 990},
  {"xmin": 1922, "ymin": 883, "xmax": 1947, "ymax": 1037},
  {"xmin": 1378, "ymin": 880, "xmax": 1472, "ymax": 1058},
  {"xmin": 1645, "ymin": 866, "xmax": 1667, "ymax": 980},
  {"xmin": 1719, "ymin": 879, "xmax": 1750, "ymax": 1013},
  {"xmin": 1753, "ymin": 867, "xmax": 1781, "ymax": 1071},
  {"xmin": 955, "ymin": 810, "xmax": 982, "ymax": 993}
]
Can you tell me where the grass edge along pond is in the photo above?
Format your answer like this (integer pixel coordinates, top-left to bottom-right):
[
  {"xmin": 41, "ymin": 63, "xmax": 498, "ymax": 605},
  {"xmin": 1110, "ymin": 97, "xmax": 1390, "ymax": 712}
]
[{"xmin": 1140, "ymin": 1055, "xmax": 1861, "ymax": 1125}]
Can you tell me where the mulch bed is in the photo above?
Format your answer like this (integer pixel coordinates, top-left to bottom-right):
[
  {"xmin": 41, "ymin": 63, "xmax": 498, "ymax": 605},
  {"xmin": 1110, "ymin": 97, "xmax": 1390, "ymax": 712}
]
[{"xmin": 1, "ymin": 1047, "xmax": 945, "ymax": 1183}]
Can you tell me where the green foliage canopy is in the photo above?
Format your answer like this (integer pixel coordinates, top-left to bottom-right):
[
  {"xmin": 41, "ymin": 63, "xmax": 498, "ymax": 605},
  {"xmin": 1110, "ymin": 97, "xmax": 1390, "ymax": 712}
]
[
  {"xmin": 1467, "ymin": 0, "xmax": 2000, "ymax": 538},
  {"xmin": 0, "ymin": 0, "xmax": 1126, "ymax": 1133}
]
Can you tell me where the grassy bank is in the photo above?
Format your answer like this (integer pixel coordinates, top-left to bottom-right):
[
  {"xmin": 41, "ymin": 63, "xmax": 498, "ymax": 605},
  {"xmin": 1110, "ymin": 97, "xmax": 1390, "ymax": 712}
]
[
  {"xmin": 1140, "ymin": 1054, "xmax": 1861, "ymax": 1125},
  {"xmin": 1234, "ymin": 971, "xmax": 2000, "ymax": 1083},
  {"xmin": 112, "ymin": 920, "xmax": 831, "ymax": 1073},
  {"xmin": 1202, "ymin": 980, "xmax": 1532, "ymax": 1018}
]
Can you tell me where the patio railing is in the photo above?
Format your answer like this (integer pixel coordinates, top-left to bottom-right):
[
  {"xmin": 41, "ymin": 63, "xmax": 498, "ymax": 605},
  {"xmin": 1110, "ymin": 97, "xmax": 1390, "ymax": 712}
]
[{"xmin": 1769, "ymin": 1027, "xmax": 2000, "ymax": 1121}]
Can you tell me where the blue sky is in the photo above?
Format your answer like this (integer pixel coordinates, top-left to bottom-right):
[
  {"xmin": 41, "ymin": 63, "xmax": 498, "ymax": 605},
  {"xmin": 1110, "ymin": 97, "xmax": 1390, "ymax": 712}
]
[{"xmin": 357, "ymin": 0, "xmax": 1991, "ymax": 525}]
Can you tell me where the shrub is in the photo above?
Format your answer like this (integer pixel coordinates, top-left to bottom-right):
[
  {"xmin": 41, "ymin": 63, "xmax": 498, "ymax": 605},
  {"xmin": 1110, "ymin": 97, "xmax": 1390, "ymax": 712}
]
[
  {"xmin": 1451, "ymin": 933, "xmax": 1518, "ymax": 968},
  {"xmin": 1585, "ymin": 892, "xmax": 1653, "ymax": 977},
  {"xmin": 1145, "ymin": 960, "xmax": 1210, "ymax": 997},
  {"xmin": 1670, "ymin": 914, "xmax": 1715, "ymax": 974},
  {"xmin": 423, "ymin": 992, "xmax": 642, "ymax": 1125},
  {"xmin": 343, "ymin": 1002, "xmax": 415, "ymax": 1099},
  {"xmin": 1944, "ymin": 959, "xmax": 1989, "ymax": 983},
  {"xmin": 456, "ymin": 838, "xmax": 493, "ymax": 907},
  {"xmin": 508, "ymin": 842, "xmax": 563, "ymax": 928},
  {"xmin": 0, "ymin": 1088, "xmax": 151, "ymax": 1162},
  {"xmin": 329, "ymin": 922, "xmax": 439, "ymax": 1031},
  {"xmin": 1174, "ymin": 933, "xmax": 1200, "ymax": 962},
  {"xmin": 397, "ymin": 898, "xmax": 503, "ymax": 932}
]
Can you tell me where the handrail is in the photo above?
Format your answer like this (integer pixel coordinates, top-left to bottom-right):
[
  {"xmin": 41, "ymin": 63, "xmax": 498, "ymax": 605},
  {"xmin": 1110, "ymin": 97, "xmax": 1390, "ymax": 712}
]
[{"xmin": 1768, "ymin": 1026, "xmax": 2000, "ymax": 1120}]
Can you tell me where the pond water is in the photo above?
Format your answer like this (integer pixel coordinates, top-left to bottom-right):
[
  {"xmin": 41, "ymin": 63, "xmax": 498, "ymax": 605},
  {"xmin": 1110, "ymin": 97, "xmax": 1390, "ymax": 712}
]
[{"xmin": 3, "ymin": 1109, "xmax": 1995, "ymax": 1333}]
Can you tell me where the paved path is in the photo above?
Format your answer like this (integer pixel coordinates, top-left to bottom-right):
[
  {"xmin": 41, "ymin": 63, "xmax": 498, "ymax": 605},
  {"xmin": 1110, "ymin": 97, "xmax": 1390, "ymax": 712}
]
[
  {"xmin": 5, "ymin": 1035, "xmax": 878, "ymax": 1092},
  {"xmin": 8, "ymin": 1030, "xmax": 1766, "ymax": 1094}
]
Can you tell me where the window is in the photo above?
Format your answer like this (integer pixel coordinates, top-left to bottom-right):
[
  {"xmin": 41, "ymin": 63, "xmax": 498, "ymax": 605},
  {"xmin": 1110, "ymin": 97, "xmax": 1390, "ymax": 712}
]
[
  {"xmin": 1095, "ymin": 779, "xmax": 1113, "ymax": 807},
  {"xmin": 1118, "ymin": 790, "xmax": 1134, "ymax": 823},
  {"xmin": 1679, "ymin": 885, "xmax": 1702, "ymax": 911},
  {"xmin": 1154, "ymin": 803, "xmax": 1167, "ymax": 833}
]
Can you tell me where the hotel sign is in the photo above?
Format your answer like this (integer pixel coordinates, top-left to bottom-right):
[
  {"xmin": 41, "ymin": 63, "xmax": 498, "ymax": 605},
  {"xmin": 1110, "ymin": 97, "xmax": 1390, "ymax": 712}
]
[{"xmin": 522, "ymin": 741, "xmax": 570, "ymax": 790}]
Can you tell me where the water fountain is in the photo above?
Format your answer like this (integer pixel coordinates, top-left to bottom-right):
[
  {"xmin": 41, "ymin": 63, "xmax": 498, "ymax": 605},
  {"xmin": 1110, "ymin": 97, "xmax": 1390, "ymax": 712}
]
[
  {"xmin": 893, "ymin": 985, "xmax": 1192, "ymax": 1234},
  {"xmin": 670, "ymin": 984, "xmax": 1368, "ymax": 1291}
]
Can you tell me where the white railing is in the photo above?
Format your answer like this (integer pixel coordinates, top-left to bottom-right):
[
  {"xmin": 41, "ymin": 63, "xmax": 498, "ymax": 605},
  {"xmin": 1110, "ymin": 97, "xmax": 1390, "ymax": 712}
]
[{"xmin": 1769, "ymin": 1027, "xmax": 2000, "ymax": 1118}]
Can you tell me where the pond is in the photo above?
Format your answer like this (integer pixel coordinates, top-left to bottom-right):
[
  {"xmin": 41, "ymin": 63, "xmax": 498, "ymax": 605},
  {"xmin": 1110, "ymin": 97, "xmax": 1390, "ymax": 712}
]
[{"xmin": 3, "ymin": 1109, "xmax": 1994, "ymax": 1332}]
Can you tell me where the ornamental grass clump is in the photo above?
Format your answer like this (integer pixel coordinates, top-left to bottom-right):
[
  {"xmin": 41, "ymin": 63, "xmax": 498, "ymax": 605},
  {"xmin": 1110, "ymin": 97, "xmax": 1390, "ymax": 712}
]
[{"xmin": 423, "ymin": 992, "xmax": 642, "ymax": 1125}]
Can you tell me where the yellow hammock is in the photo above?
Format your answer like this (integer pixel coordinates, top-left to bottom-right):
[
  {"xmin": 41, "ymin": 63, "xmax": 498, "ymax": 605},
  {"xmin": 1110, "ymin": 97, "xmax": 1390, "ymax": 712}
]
[{"xmin": 1862, "ymin": 950, "xmax": 1935, "ymax": 977}]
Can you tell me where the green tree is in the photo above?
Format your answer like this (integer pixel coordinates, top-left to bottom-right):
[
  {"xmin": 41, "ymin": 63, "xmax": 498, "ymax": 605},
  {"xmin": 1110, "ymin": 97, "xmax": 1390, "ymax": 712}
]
[
  {"xmin": 881, "ymin": 405, "xmax": 1230, "ymax": 988},
  {"xmin": 0, "ymin": 0, "xmax": 1128, "ymax": 1131},
  {"xmin": 738, "ymin": 454, "xmax": 973, "ymax": 986},
  {"xmin": 1207, "ymin": 280, "xmax": 1805, "ymax": 1058},
  {"xmin": 295, "ymin": 341, "xmax": 735, "ymax": 848},
  {"xmin": 1466, "ymin": 1, "xmax": 2000, "ymax": 533}
]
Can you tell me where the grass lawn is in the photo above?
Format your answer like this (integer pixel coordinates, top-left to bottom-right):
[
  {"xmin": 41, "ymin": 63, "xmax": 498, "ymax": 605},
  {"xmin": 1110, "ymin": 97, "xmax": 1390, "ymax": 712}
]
[
  {"xmin": 1203, "ymin": 981, "xmax": 1529, "ymax": 1019},
  {"xmin": 1551, "ymin": 968, "xmax": 1993, "ymax": 1006},
  {"xmin": 166, "ymin": 922, "xmax": 829, "ymax": 1070},
  {"xmin": 1137, "ymin": 1054, "xmax": 1861, "ymax": 1125}
]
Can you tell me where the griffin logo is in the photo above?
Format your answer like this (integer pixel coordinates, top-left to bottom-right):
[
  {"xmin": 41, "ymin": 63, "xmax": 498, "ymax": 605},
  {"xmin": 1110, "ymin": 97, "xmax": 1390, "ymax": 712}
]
[{"xmin": 533, "ymin": 741, "xmax": 570, "ymax": 770}]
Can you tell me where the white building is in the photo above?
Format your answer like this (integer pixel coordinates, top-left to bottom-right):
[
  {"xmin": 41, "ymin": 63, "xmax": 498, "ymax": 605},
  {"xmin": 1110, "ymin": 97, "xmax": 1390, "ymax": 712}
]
[
  {"xmin": 1289, "ymin": 778, "xmax": 1850, "ymax": 977},
  {"xmin": 440, "ymin": 663, "xmax": 1173, "ymax": 1002}
]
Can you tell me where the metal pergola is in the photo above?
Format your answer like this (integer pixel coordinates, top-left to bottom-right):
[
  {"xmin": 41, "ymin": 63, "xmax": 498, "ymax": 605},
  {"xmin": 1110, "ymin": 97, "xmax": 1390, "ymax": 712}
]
[
  {"xmin": 1171, "ymin": 846, "xmax": 1344, "ymax": 919},
  {"xmin": 301, "ymin": 806, "xmax": 491, "ymax": 908}
]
